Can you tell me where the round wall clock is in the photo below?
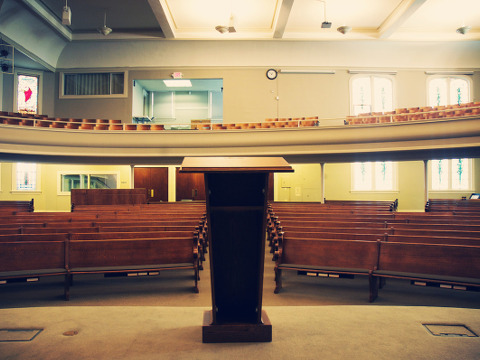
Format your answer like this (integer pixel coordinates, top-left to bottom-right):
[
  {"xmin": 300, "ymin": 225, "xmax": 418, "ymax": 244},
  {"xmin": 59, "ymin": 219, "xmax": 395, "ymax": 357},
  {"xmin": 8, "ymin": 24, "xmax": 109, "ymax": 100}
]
[{"xmin": 266, "ymin": 68, "xmax": 277, "ymax": 80}]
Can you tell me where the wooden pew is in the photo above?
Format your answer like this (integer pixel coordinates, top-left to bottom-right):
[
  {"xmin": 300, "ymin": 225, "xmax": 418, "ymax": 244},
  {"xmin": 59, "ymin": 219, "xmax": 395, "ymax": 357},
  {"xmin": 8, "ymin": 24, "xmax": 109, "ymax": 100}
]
[
  {"xmin": 0, "ymin": 233, "xmax": 69, "ymax": 242},
  {"xmin": 0, "ymin": 240, "xmax": 67, "ymax": 288},
  {"xmin": 66, "ymin": 236, "xmax": 200, "ymax": 299},
  {"xmin": 273, "ymin": 236, "xmax": 378, "ymax": 300},
  {"xmin": 0, "ymin": 199, "xmax": 34, "ymax": 213},
  {"xmin": 370, "ymin": 241, "xmax": 480, "ymax": 301}
]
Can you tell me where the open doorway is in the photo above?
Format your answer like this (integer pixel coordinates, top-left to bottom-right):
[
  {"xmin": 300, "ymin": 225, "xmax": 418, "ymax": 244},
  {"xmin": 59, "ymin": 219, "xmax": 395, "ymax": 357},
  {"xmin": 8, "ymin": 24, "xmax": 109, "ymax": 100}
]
[{"xmin": 132, "ymin": 78, "xmax": 223, "ymax": 129}]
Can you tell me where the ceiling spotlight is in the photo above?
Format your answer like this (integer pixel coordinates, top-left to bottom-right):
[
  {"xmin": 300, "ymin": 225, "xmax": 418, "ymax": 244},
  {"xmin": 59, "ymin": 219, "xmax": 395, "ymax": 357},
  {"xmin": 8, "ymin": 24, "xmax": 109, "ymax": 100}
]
[
  {"xmin": 318, "ymin": 1, "xmax": 331, "ymax": 29},
  {"xmin": 62, "ymin": 0, "xmax": 71, "ymax": 25},
  {"xmin": 215, "ymin": 14, "xmax": 236, "ymax": 34},
  {"xmin": 337, "ymin": 25, "xmax": 351, "ymax": 35},
  {"xmin": 215, "ymin": 25, "xmax": 229, "ymax": 34},
  {"xmin": 456, "ymin": 25, "xmax": 471, "ymax": 35},
  {"xmin": 98, "ymin": 11, "xmax": 112, "ymax": 36}
]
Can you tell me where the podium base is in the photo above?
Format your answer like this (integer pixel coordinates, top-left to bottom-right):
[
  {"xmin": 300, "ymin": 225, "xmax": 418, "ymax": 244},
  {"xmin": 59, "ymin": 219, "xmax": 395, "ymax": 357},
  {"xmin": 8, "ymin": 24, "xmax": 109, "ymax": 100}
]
[{"xmin": 202, "ymin": 310, "xmax": 272, "ymax": 343}]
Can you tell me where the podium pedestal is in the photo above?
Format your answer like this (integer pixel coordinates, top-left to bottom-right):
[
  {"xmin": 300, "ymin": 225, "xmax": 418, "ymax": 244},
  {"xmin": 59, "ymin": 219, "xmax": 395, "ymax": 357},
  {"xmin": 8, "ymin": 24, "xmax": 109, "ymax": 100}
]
[{"xmin": 180, "ymin": 157, "xmax": 293, "ymax": 343}]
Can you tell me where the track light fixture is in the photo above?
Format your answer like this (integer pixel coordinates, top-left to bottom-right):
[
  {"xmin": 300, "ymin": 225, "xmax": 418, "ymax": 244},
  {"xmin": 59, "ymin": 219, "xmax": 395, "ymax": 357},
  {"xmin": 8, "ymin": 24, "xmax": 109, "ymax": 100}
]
[
  {"xmin": 98, "ymin": 11, "xmax": 112, "ymax": 36},
  {"xmin": 456, "ymin": 25, "xmax": 471, "ymax": 35},
  {"xmin": 215, "ymin": 14, "xmax": 236, "ymax": 34},
  {"xmin": 318, "ymin": 1, "xmax": 331, "ymax": 28},
  {"xmin": 337, "ymin": 25, "xmax": 351, "ymax": 35},
  {"xmin": 62, "ymin": 0, "xmax": 71, "ymax": 26}
]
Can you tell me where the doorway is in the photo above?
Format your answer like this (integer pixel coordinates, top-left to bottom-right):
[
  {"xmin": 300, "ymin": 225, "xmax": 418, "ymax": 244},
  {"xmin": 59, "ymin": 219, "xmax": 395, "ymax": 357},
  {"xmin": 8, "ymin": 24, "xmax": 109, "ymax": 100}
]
[
  {"xmin": 134, "ymin": 167, "xmax": 168, "ymax": 202},
  {"xmin": 175, "ymin": 167, "xmax": 206, "ymax": 201}
]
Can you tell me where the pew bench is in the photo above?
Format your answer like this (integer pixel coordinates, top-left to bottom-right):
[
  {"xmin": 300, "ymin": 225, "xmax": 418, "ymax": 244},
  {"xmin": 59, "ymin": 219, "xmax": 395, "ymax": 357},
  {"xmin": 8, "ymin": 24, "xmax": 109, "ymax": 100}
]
[
  {"xmin": 274, "ymin": 236, "xmax": 378, "ymax": 301},
  {"xmin": 0, "ymin": 199, "xmax": 34, "ymax": 213},
  {"xmin": 0, "ymin": 240, "xmax": 67, "ymax": 287},
  {"xmin": 370, "ymin": 241, "xmax": 480, "ymax": 301},
  {"xmin": 65, "ymin": 236, "xmax": 200, "ymax": 299}
]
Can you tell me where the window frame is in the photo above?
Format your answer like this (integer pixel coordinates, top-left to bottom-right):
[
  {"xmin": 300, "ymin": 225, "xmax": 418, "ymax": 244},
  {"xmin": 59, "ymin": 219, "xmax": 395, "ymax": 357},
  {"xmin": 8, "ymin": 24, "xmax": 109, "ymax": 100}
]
[
  {"xmin": 59, "ymin": 70, "xmax": 128, "ymax": 99},
  {"xmin": 14, "ymin": 69, "xmax": 43, "ymax": 114},
  {"xmin": 57, "ymin": 170, "xmax": 120, "ymax": 195},
  {"xmin": 426, "ymin": 75, "xmax": 472, "ymax": 107},
  {"xmin": 351, "ymin": 161, "xmax": 398, "ymax": 193},
  {"xmin": 11, "ymin": 163, "xmax": 41, "ymax": 193},
  {"xmin": 429, "ymin": 158, "xmax": 474, "ymax": 192},
  {"xmin": 349, "ymin": 74, "xmax": 396, "ymax": 116}
]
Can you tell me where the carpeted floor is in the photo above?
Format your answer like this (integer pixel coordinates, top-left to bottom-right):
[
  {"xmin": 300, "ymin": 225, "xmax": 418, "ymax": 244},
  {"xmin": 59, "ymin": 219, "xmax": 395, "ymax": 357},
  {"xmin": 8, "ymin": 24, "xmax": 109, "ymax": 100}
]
[
  {"xmin": 0, "ymin": 305, "xmax": 479, "ymax": 360},
  {"xmin": 1, "ymin": 249, "xmax": 479, "ymax": 359}
]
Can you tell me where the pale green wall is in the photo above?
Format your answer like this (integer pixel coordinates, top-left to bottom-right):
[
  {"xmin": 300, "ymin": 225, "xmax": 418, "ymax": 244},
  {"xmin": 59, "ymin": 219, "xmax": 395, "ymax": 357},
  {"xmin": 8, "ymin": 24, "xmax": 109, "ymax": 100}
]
[
  {"xmin": 1, "ymin": 161, "xmax": 478, "ymax": 212},
  {"xmin": 274, "ymin": 164, "xmax": 323, "ymax": 202},
  {"xmin": 0, "ymin": 163, "xmax": 131, "ymax": 212}
]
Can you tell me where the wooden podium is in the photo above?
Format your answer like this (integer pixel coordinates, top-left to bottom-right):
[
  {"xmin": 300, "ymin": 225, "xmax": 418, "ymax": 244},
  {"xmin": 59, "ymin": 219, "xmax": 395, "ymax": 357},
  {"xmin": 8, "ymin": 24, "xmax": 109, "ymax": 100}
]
[{"xmin": 180, "ymin": 157, "xmax": 293, "ymax": 343}]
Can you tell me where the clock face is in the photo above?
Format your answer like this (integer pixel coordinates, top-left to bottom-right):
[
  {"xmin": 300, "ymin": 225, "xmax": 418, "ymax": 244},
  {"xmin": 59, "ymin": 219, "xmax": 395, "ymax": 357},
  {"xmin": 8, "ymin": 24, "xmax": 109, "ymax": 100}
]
[{"xmin": 266, "ymin": 69, "xmax": 277, "ymax": 80}]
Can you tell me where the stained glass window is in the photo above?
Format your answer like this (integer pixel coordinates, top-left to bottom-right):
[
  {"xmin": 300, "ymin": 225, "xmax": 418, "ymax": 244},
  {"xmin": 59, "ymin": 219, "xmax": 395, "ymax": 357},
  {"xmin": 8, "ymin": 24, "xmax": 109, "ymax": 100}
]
[
  {"xmin": 17, "ymin": 74, "xmax": 39, "ymax": 114},
  {"xmin": 351, "ymin": 76, "xmax": 393, "ymax": 115},
  {"xmin": 15, "ymin": 163, "xmax": 37, "ymax": 191},
  {"xmin": 431, "ymin": 160, "xmax": 449, "ymax": 190},
  {"xmin": 450, "ymin": 78, "xmax": 469, "ymax": 105},
  {"xmin": 428, "ymin": 77, "xmax": 470, "ymax": 106},
  {"xmin": 352, "ymin": 162, "xmax": 395, "ymax": 191},
  {"xmin": 431, "ymin": 158, "xmax": 471, "ymax": 191},
  {"xmin": 352, "ymin": 162, "xmax": 373, "ymax": 190}
]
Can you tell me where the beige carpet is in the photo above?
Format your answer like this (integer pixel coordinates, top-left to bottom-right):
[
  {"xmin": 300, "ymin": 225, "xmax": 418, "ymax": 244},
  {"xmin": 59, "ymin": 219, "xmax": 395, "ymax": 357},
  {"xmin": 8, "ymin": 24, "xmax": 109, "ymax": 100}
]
[
  {"xmin": 0, "ymin": 305, "xmax": 479, "ymax": 360},
  {"xmin": 1, "ymin": 248, "xmax": 480, "ymax": 359}
]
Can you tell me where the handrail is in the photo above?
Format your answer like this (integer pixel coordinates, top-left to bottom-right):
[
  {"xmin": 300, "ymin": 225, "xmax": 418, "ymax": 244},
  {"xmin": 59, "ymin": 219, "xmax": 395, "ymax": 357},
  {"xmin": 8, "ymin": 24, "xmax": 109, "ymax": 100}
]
[{"xmin": 1, "ymin": 103, "xmax": 479, "ymax": 131}]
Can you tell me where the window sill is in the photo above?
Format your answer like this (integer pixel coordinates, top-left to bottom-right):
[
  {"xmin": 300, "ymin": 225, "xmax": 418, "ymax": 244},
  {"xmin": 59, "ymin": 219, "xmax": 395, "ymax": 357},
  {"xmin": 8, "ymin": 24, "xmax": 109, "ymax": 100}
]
[
  {"xmin": 10, "ymin": 190, "xmax": 42, "ymax": 194},
  {"xmin": 350, "ymin": 190, "xmax": 399, "ymax": 194},
  {"xmin": 429, "ymin": 189, "xmax": 474, "ymax": 193}
]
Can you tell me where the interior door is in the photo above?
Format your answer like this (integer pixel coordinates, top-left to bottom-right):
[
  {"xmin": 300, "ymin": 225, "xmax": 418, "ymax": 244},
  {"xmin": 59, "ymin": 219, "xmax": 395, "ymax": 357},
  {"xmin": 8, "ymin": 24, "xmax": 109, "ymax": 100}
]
[
  {"xmin": 267, "ymin": 173, "xmax": 274, "ymax": 201},
  {"xmin": 175, "ymin": 167, "xmax": 206, "ymax": 201},
  {"xmin": 134, "ymin": 167, "xmax": 168, "ymax": 202}
]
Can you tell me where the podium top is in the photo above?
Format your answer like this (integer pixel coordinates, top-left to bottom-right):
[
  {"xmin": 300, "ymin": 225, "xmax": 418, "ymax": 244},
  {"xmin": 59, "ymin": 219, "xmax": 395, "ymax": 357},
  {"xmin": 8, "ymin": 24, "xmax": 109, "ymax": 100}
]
[{"xmin": 180, "ymin": 157, "xmax": 293, "ymax": 173}]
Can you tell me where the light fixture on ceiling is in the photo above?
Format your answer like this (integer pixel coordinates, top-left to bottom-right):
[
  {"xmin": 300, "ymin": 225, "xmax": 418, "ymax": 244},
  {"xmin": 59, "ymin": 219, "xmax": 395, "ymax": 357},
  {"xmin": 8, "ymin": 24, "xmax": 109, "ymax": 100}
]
[
  {"xmin": 62, "ymin": 0, "xmax": 71, "ymax": 26},
  {"xmin": 318, "ymin": 1, "xmax": 331, "ymax": 28},
  {"xmin": 337, "ymin": 25, "xmax": 351, "ymax": 35},
  {"xmin": 98, "ymin": 11, "xmax": 112, "ymax": 36},
  {"xmin": 215, "ymin": 14, "xmax": 236, "ymax": 34},
  {"xmin": 163, "ymin": 79, "xmax": 192, "ymax": 87},
  {"xmin": 456, "ymin": 25, "xmax": 471, "ymax": 35}
]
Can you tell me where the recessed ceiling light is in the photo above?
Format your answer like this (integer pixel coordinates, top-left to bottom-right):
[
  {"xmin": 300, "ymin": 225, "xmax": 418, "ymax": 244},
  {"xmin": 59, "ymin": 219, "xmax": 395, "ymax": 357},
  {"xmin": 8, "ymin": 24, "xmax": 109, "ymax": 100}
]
[{"xmin": 163, "ymin": 79, "xmax": 192, "ymax": 87}]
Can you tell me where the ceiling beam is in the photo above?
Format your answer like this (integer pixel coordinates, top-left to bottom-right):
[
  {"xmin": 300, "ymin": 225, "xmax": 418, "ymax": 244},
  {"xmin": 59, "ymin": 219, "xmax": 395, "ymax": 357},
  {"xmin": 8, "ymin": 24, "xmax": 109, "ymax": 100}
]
[
  {"xmin": 147, "ymin": 0, "xmax": 174, "ymax": 39},
  {"xmin": 274, "ymin": 0, "xmax": 294, "ymax": 39},
  {"xmin": 377, "ymin": 0, "xmax": 427, "ymax": 39},
  {"xmin": 20, "ymin": 0, "xmax": 72, "ymax": 42}
]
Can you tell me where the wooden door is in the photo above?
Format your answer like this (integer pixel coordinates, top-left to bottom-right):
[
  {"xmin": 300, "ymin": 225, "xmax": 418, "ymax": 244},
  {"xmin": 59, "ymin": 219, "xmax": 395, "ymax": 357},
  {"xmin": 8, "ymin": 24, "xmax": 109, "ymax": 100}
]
[
  {"xmin": 175, "ymin": 167, "xmax": 206, "ymax": 201},
  {"xmin": 134, "ymin": 167, "xmax": 168, "ymax": 202},
  {"xmin": 267, "ymin": 173, "xmax": 274, "ymax": 201}
]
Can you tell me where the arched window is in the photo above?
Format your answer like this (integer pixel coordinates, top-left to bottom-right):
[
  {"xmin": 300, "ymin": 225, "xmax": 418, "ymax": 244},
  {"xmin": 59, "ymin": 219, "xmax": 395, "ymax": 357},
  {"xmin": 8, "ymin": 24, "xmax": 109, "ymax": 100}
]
[
  {"xmin": 350, "ymin": 75, "xmax": 394, "ymax": 115},
  {"xmin": 427, "ymin": 76, "xmax": 471, "ymax": 107}
]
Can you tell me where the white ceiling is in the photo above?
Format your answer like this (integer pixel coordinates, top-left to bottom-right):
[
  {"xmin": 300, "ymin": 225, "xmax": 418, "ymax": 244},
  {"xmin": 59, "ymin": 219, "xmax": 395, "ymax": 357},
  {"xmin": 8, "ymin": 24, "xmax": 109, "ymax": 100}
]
[{"xmin": 26, "ymin": 0, "xmax": 480, "ymax": 41}]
